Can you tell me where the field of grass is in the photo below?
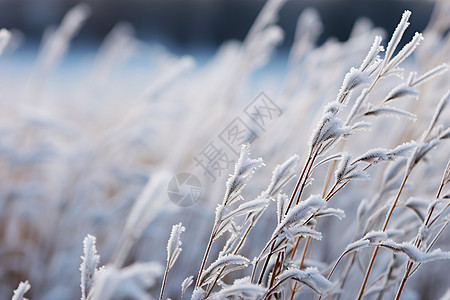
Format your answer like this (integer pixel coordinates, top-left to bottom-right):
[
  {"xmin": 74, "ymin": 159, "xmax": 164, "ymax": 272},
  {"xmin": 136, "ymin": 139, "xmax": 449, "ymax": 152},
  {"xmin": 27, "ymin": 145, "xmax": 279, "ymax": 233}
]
[{"xmin": 1, "ymin": 1, "xmax": 450, "ymax": 299}]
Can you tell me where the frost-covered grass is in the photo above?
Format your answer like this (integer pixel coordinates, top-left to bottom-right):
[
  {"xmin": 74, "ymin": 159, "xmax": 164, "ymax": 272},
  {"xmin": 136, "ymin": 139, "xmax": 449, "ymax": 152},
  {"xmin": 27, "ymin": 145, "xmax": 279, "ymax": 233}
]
[{"xmin": 1, "ymin": 1, "xmax": 450, "ymax": 299}]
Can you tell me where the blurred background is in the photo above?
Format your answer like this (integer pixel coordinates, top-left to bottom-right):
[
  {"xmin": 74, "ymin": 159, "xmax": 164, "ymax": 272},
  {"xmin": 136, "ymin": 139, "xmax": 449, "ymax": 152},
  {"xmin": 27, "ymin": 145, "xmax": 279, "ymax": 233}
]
[{"xmin": 0, "ymin": 0, "xmax": 435, "ymax": 53}]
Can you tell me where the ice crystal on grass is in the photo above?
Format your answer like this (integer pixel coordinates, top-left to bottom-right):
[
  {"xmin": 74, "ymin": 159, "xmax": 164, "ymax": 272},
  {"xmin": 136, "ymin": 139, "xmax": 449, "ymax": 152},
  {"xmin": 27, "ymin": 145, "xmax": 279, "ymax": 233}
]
[
  {"xmin": 11, "ymin": 281, "xmax": 30, "ymax": 300},
  {"xmin": 222, "ymin": 197, "xmax": 270, "ymax": 221},
  {"xmin": 381, "ymin": 10, "xmax": 412, "ymax": 74},
  {"xmin": 265, "ymin": 155, "xmax": 299, "ymax": 197},
  {"xmin": 279, "ymin": 195, "xmax": 325, "ymax": 228},
  {"xmin": 181, "ymin": 276, "xmax": 193, "ymax": 299},
  {"xmin": 337, "ymin": 67, "xmax": 370, "ymax": 101},
  {"xmin": 224, "ymin": 144, "xmax": 264, "ymax": 206},
  {"xmin": 166, "ymin": 223, "xmax": 185, "ymax": 269},
  {"xmin": 335, "ymin": 154, "xmax": 368, "ymax": 183},
  {"xmin": 272, "ymin": 268, "xmax": 332, "ymax": 295},
  {"xmin": 384, "ymin": 84, "xmax": 419, "ymax": 103},
  {"xmin": 80, "ymin": 235, "xmax": 100, "ymax": 300},
  {"xmin": 212, "ymin": 277, "xmax": 265, "ymax": 299},
  {"xmin": 310, "ymin": 112, "xmax": 350, "ymax": 152},
  {"xmin": 280, "ymin": 225, "xmax": 322, "ymax": 242},
  {"xmin": 314, "ymin": 207, "xmax": 346, "ymax": 220},
  {"xmin": 359, "ymin": 36, "xmax": 384, "ymax": 72},
  {"xmin": 380, "ymin": 240, "xmax": 450, "ymax": 263},
  {"xmin": 353, "ymin": 142, "xmax": 416, "ymax": 164},
  {"xmin": 160, "ymin": 223, "xmax": 186, "ymax": 299},
  {"xmin": 364, "ymin": 105, "xmax": 417, "ymax": 120},
  {"xmin": 198, "ymin": 255, "xmax": 249, "ymax": 287},
  {"xmin": 276, "ymin": 193, "xmax": 289, "ymax": 224},
  {"xmin": 385, "ymin": 32, "xmax": 423, "ymax": 72}
]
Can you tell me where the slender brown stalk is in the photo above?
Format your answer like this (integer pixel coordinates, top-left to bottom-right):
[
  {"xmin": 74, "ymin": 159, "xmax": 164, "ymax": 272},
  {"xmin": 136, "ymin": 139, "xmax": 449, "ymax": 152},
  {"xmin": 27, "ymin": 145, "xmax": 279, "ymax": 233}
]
[
  {"xmin": 159, "ymin": 261, "xmax": 170, "ymax": 300},
  {"xmin": 395, "ymin": 176, "xmax": 446, "ymax": 300},
  {"xmin": 290, "ymin": 237, "xmax": 302, "ymax": 260},
  {"xmin": 356, "ymin": 173, "xmax": 409, "ymax": 300},
  {"xmin": 317, "ymin": 253, "xmax": 349, "ymax": 300},
  {"xmin": 288, "ymin": 235, "xmax": 312, "ymax": 300},
  {"xmin": 295, "ymin": 150, "xmax": 320, "ymax": 206},
  {"xmin": 286, "ymin": 236, "xmax": 304, "ymax": 299},
  {"xmin": 395, "ymin": 258, "xmax": 413, "ymax": 300},
  {"xmin": 301, "ymin": 162, "xmax": 374, "ymax": 298},
  {"xmin": 322, "ymin": 141, "xmax": 346, "ymax": 197},
  {"xmin": 195, "ymin": 233, "xmax": 214, "ymax": 287},
  {"xmin": 204, "ymin": 224, "xmax": 253, "ymax": 298},
  {"xmin": 299, "ymin": 237, "xmax": 311, "ymax": 270},
  {"xmin": 257, "ymin": 242, "xmax": 276, "ymax": 285},
  {"xmin": 279, "ymin": 148, "xmax": 325, "ymax": 299},
  {"xmin": 286, "ymin": 154, "xmax": 313, "ymax": 211},
  {"xmin": 319, "ymin": 63, "xmax": 381, "ymax": 200},
  {"xmin": 289, "ymin": 284, "xmax": 297, "ymax": 300},
  {"xmin": 268, "ymin": 253, "xmax": 282, "ymax": 290},
  {"xmin": 255, "ymin": 148, "xmax": 319, "ymax": 286},
  {"xmin": 335, "ymin": 254, "xmax": 357, "ymax": 300}
]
